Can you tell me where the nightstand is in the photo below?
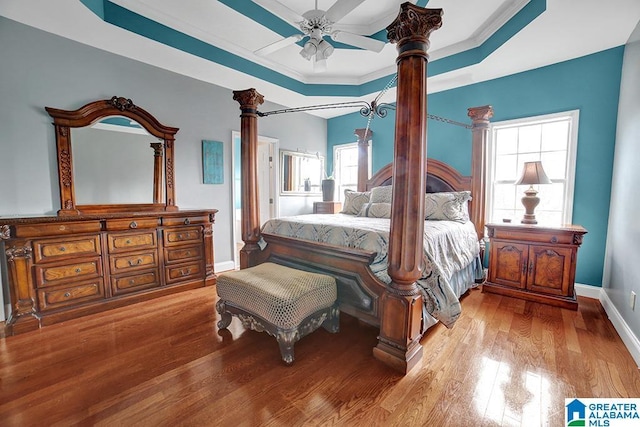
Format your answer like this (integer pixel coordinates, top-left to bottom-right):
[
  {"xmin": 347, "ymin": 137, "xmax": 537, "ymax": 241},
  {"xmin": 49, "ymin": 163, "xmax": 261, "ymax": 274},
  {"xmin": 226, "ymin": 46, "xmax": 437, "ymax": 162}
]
[
  {"xmin": 484, "ymin": 223, "xmax": 587, "ymax": 310},
  {"xmin": 313, "ymin": 201, "xmax": 342, "ymax": 214}
]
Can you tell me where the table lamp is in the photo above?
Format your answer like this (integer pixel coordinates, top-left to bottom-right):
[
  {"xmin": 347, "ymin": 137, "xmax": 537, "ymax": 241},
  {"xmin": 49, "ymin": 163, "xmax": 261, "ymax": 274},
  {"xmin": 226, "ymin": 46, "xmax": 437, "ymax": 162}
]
[{"xmin": 515, "ymin": 160, "xmax": 552, "ymax": 224}]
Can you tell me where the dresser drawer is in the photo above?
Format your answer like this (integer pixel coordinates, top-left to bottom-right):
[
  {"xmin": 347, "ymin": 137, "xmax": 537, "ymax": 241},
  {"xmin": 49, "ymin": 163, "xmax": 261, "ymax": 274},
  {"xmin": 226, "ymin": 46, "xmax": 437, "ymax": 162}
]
[
  {"xmin": 164, "ymin": 245, "xmax": 203, "ymax": 264},
  {"xmin": 165, "ymin": 261, "xmax": 204, "ymax": 284},
  {"xmin": 37, "ymin": 280, "xmax": 105, "ymax": 311},
  {"xmin": 110, "ymin": 270, "xmax": 161, "ymax": 296},
  {"xmin": 33, "ymin": 235, "xmax": 101, "ymax": 263},
  {"xmin": 34, "ymin": 257, "xmax": 103, "ymax": 288},
  {"xmin": 489, "ymin": 227, "xmax": 575, "ymax": 245},
  {"xmin": 12, "ymin": 221, "xmax": 102, "ymax": 238},
  {"xmin": 163, "ymin": 227, "xmax": 202, "ymax": 247},
  {"xmin": 105, "ymin": 217, "xmax": 159, "ymax": 231},
  {"xmin": 109, "ymin": 250, "xmax": 158, "ymax": 274},
  {"xmin": 162, "ymin": 215, "xmax": 210, "ymax": 227},
  {"xmin": 107, "ymin": 231, "xmax": 157, "ymax": 253}
]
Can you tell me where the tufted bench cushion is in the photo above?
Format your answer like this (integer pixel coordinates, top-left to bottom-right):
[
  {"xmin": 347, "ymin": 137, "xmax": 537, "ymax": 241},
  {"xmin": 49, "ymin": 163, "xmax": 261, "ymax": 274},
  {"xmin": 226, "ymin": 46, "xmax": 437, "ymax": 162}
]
[{"xmin": 216, "ymin": 262, "xmax": 339, "ymax": 364}]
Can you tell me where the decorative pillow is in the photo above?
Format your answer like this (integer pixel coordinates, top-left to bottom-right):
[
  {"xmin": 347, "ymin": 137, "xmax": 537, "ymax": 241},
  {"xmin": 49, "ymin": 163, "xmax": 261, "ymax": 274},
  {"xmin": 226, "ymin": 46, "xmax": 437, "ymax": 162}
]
[
  {"xmin": 358, "ymin": 202, "xmax": 392, "ymax": 218},
  {"xmin": 425, "ymin": 191, "xmax": 471, "ymax": 223},
  {"xmin": 341, "ymin": 189, "xmax": 370, "ymax": 215},
  {"xmin": 370, "ymin": 185, "xmax": 393, "ymax": 203}
]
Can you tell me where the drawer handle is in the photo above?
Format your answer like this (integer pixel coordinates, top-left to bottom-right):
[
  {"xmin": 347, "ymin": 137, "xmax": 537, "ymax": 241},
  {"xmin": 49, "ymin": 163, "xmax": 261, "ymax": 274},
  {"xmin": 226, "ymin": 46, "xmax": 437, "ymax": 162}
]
[
  {"xmin": 185, "ymin": 251, "xmax": 191, "ymax": 257},
  {"xmin": 550, "ymin": 236, "xmax": 558, "ymax": 243},
  {"xmin": 59, "ymin": 246, "xmax": 66, "ymax": 252},
  {"xmin": 128, "ymin": 258, "xmax": 143, "ymax": 266},
  {"xmin": 125, "ymin": 239, "xmax": 131, "ymax": 245},
  {"xmin": 130, "ymin": 221, "xmax": 138, "ymax": 229},
  {"xmin": 64, "ymin": 292, "xmax": 71, "ymax": 298},
  {"xmin": 522, "ymin": 262, "xmax": 527, "ymax": 275},
  {"xmin": 75, "ymin": 268, "xmax": 82, "ymax": 273},
  {"xmin": 528, "ymin": 261, "xmax": 534, "ymax": 275},
  {"xmin": 180, "ymin": 268, "xmax": 191, "ymax": 276},
  {"xmin": 129, "ymin": 279, "xmax": 136, "ymax": 285},
  {"xmin": 184, "ymin": 218, "xmax": 191, "ymax": 225},
  {"xmin": 177, "ymin": 234, "xmax": 183, "ymax": 240}
]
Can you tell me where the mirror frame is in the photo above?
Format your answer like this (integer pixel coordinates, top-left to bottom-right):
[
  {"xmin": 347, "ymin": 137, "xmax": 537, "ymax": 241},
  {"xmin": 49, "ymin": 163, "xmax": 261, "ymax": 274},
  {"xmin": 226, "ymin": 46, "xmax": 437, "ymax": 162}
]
[
  {"xmin": 46, "ymin": 96, "xmax": 179, "ymax": 215},
  {"xmin": 279, "ymin": 150, "xmax": 325, "ymax": 196}
]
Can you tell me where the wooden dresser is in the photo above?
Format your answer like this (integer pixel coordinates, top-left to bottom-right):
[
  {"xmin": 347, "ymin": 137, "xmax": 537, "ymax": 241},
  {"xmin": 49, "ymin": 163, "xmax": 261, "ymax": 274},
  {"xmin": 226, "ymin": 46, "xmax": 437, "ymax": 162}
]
[
  {"xmin": 313, "ymin": 201, "xmax": 342, "ymax": 214},
  {"xmin": 1, "ymin": 210, "xmax": 217, "ymax": 335},
  {"xmin": 484, "ymin": 223, "xmax": 587, "ymax": 310}
]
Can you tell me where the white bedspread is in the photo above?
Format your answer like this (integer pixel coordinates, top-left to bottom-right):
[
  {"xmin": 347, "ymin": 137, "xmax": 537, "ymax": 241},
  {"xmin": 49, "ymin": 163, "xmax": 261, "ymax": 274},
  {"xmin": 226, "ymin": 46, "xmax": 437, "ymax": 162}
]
[{"xmin": 261, "ymin": 213, "xmax": 479, "ymax": 327}]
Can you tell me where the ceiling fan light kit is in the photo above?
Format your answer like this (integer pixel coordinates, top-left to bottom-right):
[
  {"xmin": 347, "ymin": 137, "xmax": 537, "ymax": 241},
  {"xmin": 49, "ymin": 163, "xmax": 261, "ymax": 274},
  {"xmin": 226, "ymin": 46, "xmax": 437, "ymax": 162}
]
[{"xmin": 254, "ymin": 0, "xmax": 385, "ymax": 72}]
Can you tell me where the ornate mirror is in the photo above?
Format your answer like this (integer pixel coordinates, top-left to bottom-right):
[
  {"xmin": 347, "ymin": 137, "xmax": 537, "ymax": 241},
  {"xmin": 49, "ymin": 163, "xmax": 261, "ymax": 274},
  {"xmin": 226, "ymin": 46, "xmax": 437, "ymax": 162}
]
[
  {"xmin": 46, "ymin": 96, "xmax": 179, "ymax": 215},
  {"xmin": 280, "ymin": 150, "xmax": 324, "ymax": 196}
]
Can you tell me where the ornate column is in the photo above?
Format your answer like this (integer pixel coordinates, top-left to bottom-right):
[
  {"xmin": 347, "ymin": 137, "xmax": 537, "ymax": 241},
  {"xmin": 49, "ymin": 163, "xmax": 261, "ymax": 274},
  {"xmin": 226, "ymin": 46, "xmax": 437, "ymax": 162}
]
[
  {"xmin": 150, "ymin": 142, "xmax": 164, "ymax": 204},
  {"xmin": 1, "ymin": 227, "xmax": 40, "ymax": 335},
  {"xmin": 203, "ymin": 212, "xmax": 217, "ymax": 286},
  {"xmin": 233, "ymin": 89, "xmax": 265, "ymax": 269},
  {"xmin": 468, "ymin": 105, "xmax": 494, "ymax": 254},
  {"xmin": 354, "ymin": 128, "xmax": 372, "ymax": 192},
  {"xmin": 372, "ymin": 3, "xmax": 443, "ymax": 374}
]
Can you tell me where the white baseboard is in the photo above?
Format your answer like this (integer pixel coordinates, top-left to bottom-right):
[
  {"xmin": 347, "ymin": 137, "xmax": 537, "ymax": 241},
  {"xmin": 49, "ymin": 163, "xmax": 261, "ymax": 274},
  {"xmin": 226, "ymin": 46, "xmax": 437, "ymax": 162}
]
[
  {"xmin": 215, "ymin": 260, "xmax": 236, "ymax": 274},
  {"xmin": 575, "ymin": 283, "xmax": 603, "ymax": 300},
  {"xmin": 575, "ymin": 283, "xmax": 640, "ymax": 368}
]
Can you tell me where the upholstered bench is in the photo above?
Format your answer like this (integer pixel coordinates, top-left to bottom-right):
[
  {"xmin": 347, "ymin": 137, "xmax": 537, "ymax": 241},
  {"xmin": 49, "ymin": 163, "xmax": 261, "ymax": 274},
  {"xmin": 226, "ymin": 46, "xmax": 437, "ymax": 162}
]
[{"xmin": 215, "ymin": 262, "xmax": 339, "ymax": 364}]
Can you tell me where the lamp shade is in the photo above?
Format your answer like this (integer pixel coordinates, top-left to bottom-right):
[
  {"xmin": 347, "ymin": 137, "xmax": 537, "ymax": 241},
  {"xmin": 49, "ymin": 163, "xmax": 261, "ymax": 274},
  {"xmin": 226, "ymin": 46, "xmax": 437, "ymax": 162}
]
[{"xmin": 515, "ymin": 161, "xmax": 552, "ymax": 186}]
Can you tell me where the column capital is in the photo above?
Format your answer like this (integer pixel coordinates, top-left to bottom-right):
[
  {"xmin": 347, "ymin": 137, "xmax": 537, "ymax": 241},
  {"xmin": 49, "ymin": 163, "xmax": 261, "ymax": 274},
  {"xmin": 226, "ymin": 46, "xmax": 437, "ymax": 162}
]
[
  {"xmin": 233, "ymin": 88, "xmax": 264, "ymax": 112},
  {"xmin": 387, "ymin": 4, "xmax": 443, "ymax": 54},
  {"xmin": 468, "ymin": 105, "xmax": 494, "ymax": 126}
]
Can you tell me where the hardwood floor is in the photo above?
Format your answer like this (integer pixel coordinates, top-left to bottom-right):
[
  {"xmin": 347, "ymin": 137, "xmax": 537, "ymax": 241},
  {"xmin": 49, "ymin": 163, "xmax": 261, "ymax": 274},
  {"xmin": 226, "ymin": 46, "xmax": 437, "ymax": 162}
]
[{"xmin": 1, "ymin": 286, "xmax": 639, "ymax": 426}]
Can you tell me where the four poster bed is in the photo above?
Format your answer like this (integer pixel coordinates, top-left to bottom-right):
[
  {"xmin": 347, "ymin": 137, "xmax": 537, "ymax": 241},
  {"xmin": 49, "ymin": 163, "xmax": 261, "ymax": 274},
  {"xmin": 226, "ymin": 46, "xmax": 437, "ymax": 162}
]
[{"xmin": 232, "ymin": 3, "xmax": 493, "ymax": 373}]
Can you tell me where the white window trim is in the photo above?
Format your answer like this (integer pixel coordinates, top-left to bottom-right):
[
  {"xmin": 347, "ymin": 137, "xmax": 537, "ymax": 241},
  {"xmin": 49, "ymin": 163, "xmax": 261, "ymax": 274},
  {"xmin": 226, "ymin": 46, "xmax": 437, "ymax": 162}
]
[
  {"xmin": 486, "ymin": 109, "xmax": 579, "ymax": 225},
  {"xmin": 333, "ymin": 142, "xmax": 372, "ymax": 191}
]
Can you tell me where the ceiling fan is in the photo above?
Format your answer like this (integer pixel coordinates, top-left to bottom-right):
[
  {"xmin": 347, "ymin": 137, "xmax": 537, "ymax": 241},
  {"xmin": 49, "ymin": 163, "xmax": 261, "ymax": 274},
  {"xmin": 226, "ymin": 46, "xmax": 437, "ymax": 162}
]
[{"xmin": 254, "ymin": 0, "xmax": 386, "ymax": 72}]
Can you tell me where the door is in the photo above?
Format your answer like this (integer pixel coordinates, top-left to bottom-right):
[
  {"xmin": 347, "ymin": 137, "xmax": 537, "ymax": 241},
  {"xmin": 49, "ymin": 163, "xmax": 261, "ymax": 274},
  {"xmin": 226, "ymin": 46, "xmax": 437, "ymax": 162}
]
[
  {"xmin": 488, "ymin": 241, "xmax": 528, "ymax": 289},
  {"xmin": 232, "ymin": 132, "xmax": 278, "ymax": 268},
  {"xmin": 526, "ymin": 245, "xmax": 573, "ymax": 296}
]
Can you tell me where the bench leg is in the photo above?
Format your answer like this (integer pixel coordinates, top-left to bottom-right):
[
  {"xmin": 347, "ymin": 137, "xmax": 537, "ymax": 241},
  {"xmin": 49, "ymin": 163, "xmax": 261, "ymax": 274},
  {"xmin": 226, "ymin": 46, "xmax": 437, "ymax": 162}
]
[
  {"xmin": 322, "ymin": 305, "xmax": 340, "ymax": 334},
  {"xmin": 215, "ymin": 300, "xmax": 233, "ymax": 329},
  {"xmin": 276, "ymin": 329, "xmax": 299, "ymax": 365}
]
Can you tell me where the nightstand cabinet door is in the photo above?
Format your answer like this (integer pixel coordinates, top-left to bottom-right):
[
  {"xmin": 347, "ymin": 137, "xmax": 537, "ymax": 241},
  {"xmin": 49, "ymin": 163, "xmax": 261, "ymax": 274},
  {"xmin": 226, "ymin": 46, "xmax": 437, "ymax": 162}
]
[
  {"xmin": 488, "ymin": 241, "xmax": 528, "ymax": 289},
  {"xmin": 527, "ymin": 245, "xmax": 573, "ymax": 297}
]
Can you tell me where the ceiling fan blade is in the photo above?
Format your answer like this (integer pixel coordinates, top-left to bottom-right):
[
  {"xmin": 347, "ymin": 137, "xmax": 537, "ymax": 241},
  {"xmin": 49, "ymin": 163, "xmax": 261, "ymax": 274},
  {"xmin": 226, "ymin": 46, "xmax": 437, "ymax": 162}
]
[
  {"xmin": 254, "ymin": 34, "xmax": 304, "ymax": 56},
  {"xmin": 330, "ymin": 31, "xmax": 385, "ymax": 53},
  {"xmin": 325, "ymin": 0, "xmax": 365, "ymax": 23},
  {"xmin": 253, "ymin": 0, "xmax": 305, "ymax": 24}
]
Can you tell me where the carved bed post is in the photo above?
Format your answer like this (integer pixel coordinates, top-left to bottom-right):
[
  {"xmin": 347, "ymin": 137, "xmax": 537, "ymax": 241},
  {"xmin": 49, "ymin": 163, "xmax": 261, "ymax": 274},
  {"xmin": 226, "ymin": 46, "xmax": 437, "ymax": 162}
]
[
  {"xmin": 233, "ymin": 89, "xmax": 265, "ymax": 269},
  {"xmin": 372, "ymin": 3, "xmax": 443, "ymax": 374},
  {"xmin": 468, "ymin": 105, "xmax": 494, "ymax": 258},
  {"xmin": 355, "ymin": 128, "xmax": 372, "ymax": 192}
]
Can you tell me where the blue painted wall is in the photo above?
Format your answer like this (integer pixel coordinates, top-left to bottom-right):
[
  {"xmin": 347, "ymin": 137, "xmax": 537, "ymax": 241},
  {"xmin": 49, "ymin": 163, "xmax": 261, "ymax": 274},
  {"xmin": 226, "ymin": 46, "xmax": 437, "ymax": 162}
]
[{"xmin": 328, "ymin": 46, "xmax": 625, "ymax": 286}]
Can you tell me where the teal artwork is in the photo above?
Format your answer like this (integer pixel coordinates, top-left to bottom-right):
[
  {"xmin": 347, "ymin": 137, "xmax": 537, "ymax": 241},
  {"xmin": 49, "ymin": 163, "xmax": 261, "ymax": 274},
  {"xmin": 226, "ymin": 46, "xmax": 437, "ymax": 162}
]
[{"xmin": 203, "ymin": 140, "xmax": 223, "ymax": 184}]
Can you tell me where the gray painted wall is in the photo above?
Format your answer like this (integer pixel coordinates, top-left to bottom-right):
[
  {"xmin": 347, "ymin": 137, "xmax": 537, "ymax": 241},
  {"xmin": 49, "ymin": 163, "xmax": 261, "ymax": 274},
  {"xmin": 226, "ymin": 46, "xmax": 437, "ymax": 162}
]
[
  {"xmin": 0, "ymin": 17, "xmax": 327, "ymax": 319},
  {"xmin": 603, "ymin": 22, "xmax": 640, "ymax": 338}
]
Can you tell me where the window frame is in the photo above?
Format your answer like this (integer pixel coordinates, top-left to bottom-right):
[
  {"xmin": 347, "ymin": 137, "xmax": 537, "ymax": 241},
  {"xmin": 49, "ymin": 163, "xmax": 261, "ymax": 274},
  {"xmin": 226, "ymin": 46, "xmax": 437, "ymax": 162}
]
[{"xmin": 486, "ymin": 110, "xmax": 579, "ymax": 226}]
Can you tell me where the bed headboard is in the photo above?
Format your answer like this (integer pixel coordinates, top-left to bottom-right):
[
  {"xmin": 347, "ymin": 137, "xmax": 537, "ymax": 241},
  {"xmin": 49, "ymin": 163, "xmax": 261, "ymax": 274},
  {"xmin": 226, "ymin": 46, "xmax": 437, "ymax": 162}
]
[{"xmin": 365, "ymin": 158, "xmax": 471, "ymax": 193}]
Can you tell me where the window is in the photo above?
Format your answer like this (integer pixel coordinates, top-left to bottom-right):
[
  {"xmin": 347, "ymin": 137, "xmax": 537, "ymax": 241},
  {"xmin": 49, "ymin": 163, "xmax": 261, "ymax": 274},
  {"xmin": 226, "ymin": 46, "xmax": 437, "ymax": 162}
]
[
  {"xmin": 333, "ymin": 142, "xmax": 371, "ymax": 202},
  {"xmin": 487, "ymin": 110, "xmax": 579, "ymax": 226}
]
